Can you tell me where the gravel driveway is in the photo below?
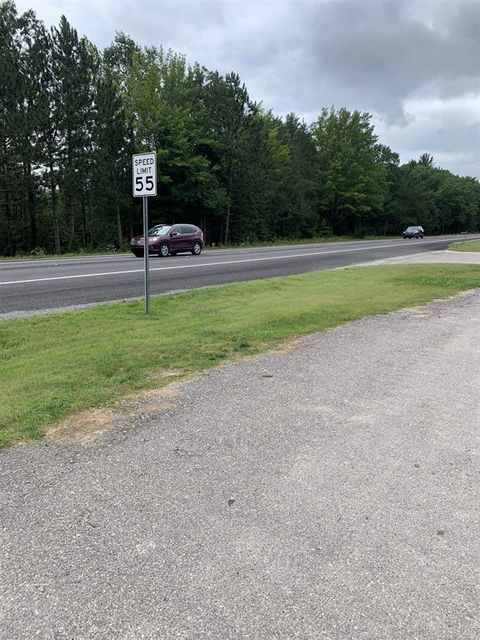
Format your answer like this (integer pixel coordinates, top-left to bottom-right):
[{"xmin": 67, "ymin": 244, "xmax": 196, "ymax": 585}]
[{"xmin": 1, "ymin": 291, "xmax": 480, "ymax": 639}]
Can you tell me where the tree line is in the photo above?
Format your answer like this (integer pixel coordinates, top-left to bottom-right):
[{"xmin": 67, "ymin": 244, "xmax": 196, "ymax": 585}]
[{"xmin": 1, "ymin": 0, "xmax": 479, "ymax": 256}]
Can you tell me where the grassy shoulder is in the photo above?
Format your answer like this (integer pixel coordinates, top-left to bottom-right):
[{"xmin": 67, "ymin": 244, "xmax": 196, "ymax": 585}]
[
  {"xmin": 0, "ymin": 249, "xmax": 130, "ymax": 261},
  {"xmin": 210, "ymin": 235, "xmax": 399, "ymax": 249},
  {"xmin": 1, "ymin": 263, "xmax": 480, "ymax": 449},
  {"xmin": 450, "ymin": 240, "xmax": 480, "ymax": 252}
]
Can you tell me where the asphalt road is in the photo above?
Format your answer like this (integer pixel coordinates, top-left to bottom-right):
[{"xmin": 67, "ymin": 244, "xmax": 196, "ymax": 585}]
[
  {"xmin": 2, "ymin": 291, "xmax": 479, "ymax": 639},
  {"xmin": 0, "ymin": 234, "xmax": 477, "ymax": 315}
]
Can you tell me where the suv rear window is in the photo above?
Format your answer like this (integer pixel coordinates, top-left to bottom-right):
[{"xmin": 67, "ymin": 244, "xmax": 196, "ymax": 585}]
[{"xmin": 181, "ymin": 225, "xmax": 197, "ymax": 233}]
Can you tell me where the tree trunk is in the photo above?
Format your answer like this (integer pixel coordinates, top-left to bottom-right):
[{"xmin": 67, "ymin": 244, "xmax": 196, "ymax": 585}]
[
  {"xmin": 224, "ymin": 201, "xmax": 231, "ymax": 245},
  {"xmin": 224, "ymin": 168, "xmax": 233, "ymax": 245},
  {"xmin": 116, "ymin": 205, "xmax": 123, "ymax": 248},
  {"xmin": 114, "ymin": 177, "xmax": 123, "ymax": 247},
  {"xmin": 49, "ymin": 164, "xmax": 61, "ymax": 254},
  {"xmin": 2, "ymin": 150, "xmax": 14, "ymax": 255},
  {"xmin": 81, "ymin": 190, "xmax": 87, "ymax": 248},
  {"xmin": 28, "ymin": 186, "xmax": 37, "ymax": 250},
  {"xmin": 5, "ymin": 188, "xmax": 15, "ymax": 256},
  {"xmin": 68, "ymin": 193, "xmax": 75, "ymax": 242},
  {"xmin": 26, "ymin": 164, "xmax": 37, "ymax": 250}
]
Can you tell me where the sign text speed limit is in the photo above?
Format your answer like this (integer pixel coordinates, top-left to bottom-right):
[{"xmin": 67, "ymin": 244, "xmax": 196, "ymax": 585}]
[{"xmin": 132, "ymin": 151, "xmax": 157, "ymax": 197}]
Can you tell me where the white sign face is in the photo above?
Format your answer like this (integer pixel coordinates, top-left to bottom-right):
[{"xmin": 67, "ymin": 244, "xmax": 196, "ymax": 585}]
[{"xmin": 132, "ymin": 151, "xmax": 157, "ymax": 197}]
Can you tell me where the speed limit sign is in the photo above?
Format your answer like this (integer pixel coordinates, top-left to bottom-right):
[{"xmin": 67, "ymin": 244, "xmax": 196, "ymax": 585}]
[
  {"xmin": 132, "ymin": 151, "xmax": 157, "ymax": 315},
  {"xmin": 132, "ymin": 151, "xmax": 157, "ymax": 197}
]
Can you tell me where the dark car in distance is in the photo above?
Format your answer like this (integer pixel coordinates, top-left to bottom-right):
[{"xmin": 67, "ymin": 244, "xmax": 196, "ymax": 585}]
[
  {"xmin": 130, "ymin": 224, "xmax": 204, "ymax": 257},
  {"xmin": 403, "ymin": 225, "xmax": 424, "ymax": 239}
]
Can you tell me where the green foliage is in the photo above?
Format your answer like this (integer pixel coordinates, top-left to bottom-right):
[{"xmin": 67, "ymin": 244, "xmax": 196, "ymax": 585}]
[
  {"xmin": 1, "ymin": 0, "xmax": 479, "ymax": 256},
  {"xmin": 312, "ymin": 108, "xmax": 387, "ymax": 235},
  {"xmin": 274, "ymin": 114, "xmax": 318, "ymax": 237}
]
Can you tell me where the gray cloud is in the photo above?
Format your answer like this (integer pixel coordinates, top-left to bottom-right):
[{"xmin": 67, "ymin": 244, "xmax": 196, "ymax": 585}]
[
  {"xmin": 300, "ymin": 0, "xmax": 480, "ymax": 117},
  {"xmin": 14, "ymin": 0, "xmax": 480, "ymax": 176}
]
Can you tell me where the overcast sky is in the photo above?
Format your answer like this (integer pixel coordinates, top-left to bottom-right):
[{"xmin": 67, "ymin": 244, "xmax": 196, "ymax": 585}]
[{"xmin": 14, "ymin": 0, "xmax": 480, "ymax": 178}]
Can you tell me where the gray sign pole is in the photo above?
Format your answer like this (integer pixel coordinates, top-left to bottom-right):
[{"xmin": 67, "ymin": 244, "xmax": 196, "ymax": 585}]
[
  {"xmin": 132, "ymin": 151, "xmax": 156, "ymax": 316},
  {"xmin": 142, "ymin": 196, "xmax": 150, "ymax": 315}
]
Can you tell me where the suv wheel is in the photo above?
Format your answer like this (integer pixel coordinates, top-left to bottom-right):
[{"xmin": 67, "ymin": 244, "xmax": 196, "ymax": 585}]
[
  {"xmin": 191, "ymin": 241, "xmax": 202, "ymax": 256},
  {"xmin": 159, "ymin": 242, "xmax": 170, "ymax": 257}
]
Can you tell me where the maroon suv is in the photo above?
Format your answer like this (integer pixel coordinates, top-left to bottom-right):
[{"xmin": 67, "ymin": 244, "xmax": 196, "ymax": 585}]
[{"xmin": 130, "ymin": 224, "xmax": 204, "ymax": 257}]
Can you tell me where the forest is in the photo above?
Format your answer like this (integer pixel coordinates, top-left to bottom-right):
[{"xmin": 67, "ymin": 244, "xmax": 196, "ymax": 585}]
[{"xmin": 1, "ymin": 0, "xmax": 480, "ymax": 256}]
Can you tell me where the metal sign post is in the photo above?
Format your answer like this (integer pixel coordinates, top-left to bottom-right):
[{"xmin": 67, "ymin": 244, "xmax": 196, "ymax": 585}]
[
  {"xmin": 132, "ymin": 151, "xmax": 157, "ymax": 315},
  {"xmin": 142, "ymin": 196, "xmax": 150, "ymax": 314}
]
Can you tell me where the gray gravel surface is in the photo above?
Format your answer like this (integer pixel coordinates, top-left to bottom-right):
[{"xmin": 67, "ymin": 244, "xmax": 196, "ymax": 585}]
[{"xmin": 1, "ymin": 291, "xmax": 480, "ymax": 639}]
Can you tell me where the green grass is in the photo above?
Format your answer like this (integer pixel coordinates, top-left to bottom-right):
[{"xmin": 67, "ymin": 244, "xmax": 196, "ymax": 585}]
[
  {"xmin": 1, "ymin": 263, "xmax": 480, "ymax": 449},
  {"xmin": 450, "ymin": 240, "xmax": 480, "ymax": 252}
]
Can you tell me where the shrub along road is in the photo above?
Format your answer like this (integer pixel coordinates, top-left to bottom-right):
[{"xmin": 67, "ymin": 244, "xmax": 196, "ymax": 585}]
[{"xmin": 1, "ymin": 285, "xmax": 479, "ymax": 638}]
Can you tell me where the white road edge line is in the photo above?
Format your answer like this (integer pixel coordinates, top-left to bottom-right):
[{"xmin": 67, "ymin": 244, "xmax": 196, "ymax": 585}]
[
  {"xmin": 0, "ymin": 239, "xmax": 428, "ymax": 267},
  {"xmin": 0, "ymin": 240, "xmax": 461, "ymax": 286}
]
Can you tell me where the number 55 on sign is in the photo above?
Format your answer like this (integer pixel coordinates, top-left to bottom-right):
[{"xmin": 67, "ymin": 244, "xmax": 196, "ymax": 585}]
[{"xmin": 132, "ymin": 151, "xmax": 157, "ymax": 197}]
